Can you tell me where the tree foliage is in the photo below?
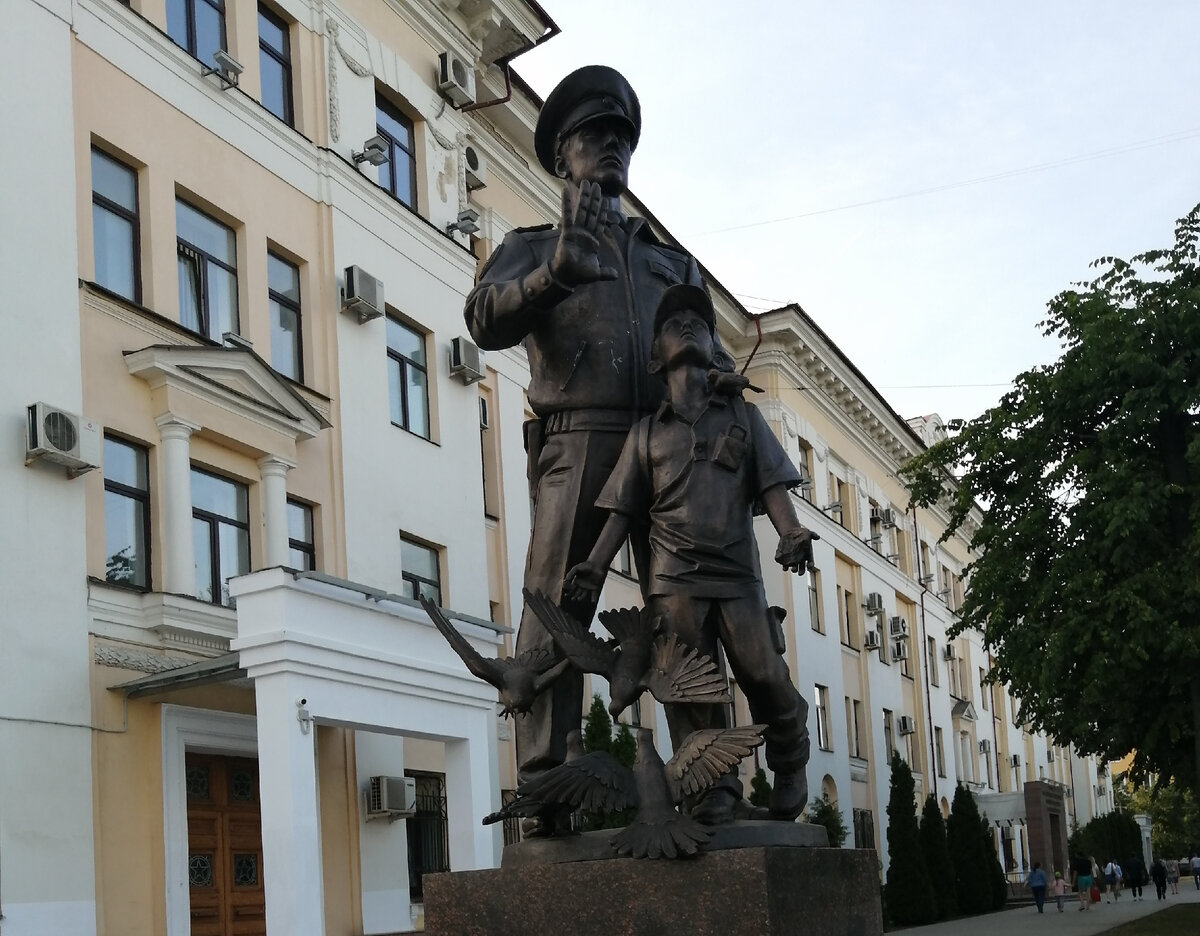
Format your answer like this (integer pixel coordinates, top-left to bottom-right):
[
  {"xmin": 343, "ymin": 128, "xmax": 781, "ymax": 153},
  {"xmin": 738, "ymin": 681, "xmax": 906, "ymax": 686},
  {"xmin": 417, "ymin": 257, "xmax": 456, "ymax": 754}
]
[
  {"xmin": 805, "ymin": 791, "xmax": 849, "ymax": 848},
  {"xmin": 884, "ymin": 752, "xmax": 938, "ymax": 925},
  {"xmin": 1068, "ymin": 810, "xmax": 1141, "ymax": 866},
  {"xmin": 920, "ymin": 794, "xmax": 956, "ymax": 919},
  {"xmin": 901, "ymin": 205, "xmax": 1200, "ymax": 793},
  {"xmin": 581, "ymin": 694, "xmax": 636, "ymax": 830},
  {"xmin": 947, "ymin": 784, "xmax": 993, "ymax": 915},
  {"xmin": 1124, "ymin": 779, "xmax": 1200, "ymax": 857},
  {"xmin": 982, "ymin": 818, "xmax": 1008, "ymax": 911}
]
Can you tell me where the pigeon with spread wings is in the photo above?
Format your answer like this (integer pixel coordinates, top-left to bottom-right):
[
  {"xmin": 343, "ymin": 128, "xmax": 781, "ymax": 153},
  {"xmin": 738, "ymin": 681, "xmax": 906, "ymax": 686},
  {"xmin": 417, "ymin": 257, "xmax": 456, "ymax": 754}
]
[
  {"xmin": 420, "ymin": 595, "xmax": 569, "ymax": 718},
  {"xmin": 485, "ymin": 725, "xmax": 766, "ymax": 859},
  {"xmin": 524, "ymin": 589, "xmax": 730, "ymax": 718}
]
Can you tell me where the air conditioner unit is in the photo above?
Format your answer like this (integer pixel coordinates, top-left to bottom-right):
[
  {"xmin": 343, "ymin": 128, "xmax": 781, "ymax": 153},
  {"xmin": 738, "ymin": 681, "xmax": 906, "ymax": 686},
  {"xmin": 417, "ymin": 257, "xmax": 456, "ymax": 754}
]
[
  {"xmin": 888, "ymin": 616, "xmax": 909, "ymax": 639},
  {"xmin": 942, "ymin": 643, "xmax": 957, "ymax": 661},
  {"xmin": 978, "ymin": 739, "xmax": 991, "ymax": 754},
  {"xmin": 1096, "ymin": 784, "xmax": 1107, "ymax": 797},
  {"xmin": 1010, "ymin": 754, "xmax": 1021, "ymax": 768},
  {"xmin": 26, "ymin": 403, "xmax": 101, "ymax": 476},
  {"xmin": 365, "ymin": 775, "xmax": 417, "ymax": 821},
  {"xmin": 450, "ymin": 336, "xmax": 485, "ymax": 384},
  {"xmin": 863, "ymin": 629, "xmax": 881, "ymax": 651},
  {"xmin": 342, "ymin": 266, "xmax": 384, "ymax": 323},
  {"xmin": 891, "ymin": 640, "xmax": 909, "ymax": 662},
  {"xmin": 478, "ymin": 395, "xmax": 490, "ymax": 430},
  {"xmin": 863, "ymin": 592, "xmax": 884, "ymax": 615},
  {"xmin": 463, "ymin": 143, "xmax": 488, "ymax": 190},
  {"xmin": 897, "ymin": 715, "xmax": 916, "ymax": 735},
  {"xmin": 880, "ymin": 508, "xmax": 896, "ymax": 528},
  {"xmin": 438, "ymin": 50, "xmax": 476, "ymax": 107}
]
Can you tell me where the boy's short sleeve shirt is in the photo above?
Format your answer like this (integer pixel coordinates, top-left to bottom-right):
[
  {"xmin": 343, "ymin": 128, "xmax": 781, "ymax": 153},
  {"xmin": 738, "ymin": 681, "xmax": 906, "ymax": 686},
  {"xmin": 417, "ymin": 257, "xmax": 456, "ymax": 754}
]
[{"xmin": 597, "ymin": 394, "xmax": 800, "ymax": 597}]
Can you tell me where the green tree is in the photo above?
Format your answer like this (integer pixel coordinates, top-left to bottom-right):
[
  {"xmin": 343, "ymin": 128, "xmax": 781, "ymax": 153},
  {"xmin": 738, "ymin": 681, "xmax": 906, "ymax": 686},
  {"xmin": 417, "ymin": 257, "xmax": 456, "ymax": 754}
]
[
  {"xmin": 982, "ymin": 818, "xmax": 1008, "ymax": 911},
  {"xmin": 611, "ymin": 720, "xmax": 636, "ymax": 766},
  {"xmin": 805, "ymin": 792, "xmax": 848, "ymax": 848},
  {"xmin": 884, "ymin": 752, "xmax": 938, "ymax": 925},
  {"xmin": 582, "ymin": 694, "xmax": 613, "ymax": 756},
  {"xmin": 902, "ymin": 205, "xmax": 1200, "ymax": 794},
  {"xmin": 947, "ymin": 784, "xmax": 992, "ymax": 915},
  {"xmin": 919, "ymin": 794, "xmax": 956, "ymax": 919},
  {"xmin": 1068, "ymin": 810, "xmax": 1141, "ymax": 866},
  {"xmin": 1126, "ymin": 779, "xmax": 1200, "ymax": 857},
  {"xmin": 580, "ymin": 695, "xmax": 636, "ymax": 830},
  {"xmin": 749, "ymin": 767, "xmax": 772, "ymax": 809}
]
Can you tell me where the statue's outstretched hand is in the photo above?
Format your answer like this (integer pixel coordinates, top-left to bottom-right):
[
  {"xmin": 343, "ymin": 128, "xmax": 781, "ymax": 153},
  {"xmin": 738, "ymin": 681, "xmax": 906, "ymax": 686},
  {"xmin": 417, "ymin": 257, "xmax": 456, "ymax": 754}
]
[
  {"xmin": 775, "ymin": 528, "xmax": 820, "ymax": 574},
  {"xmin": 564, "ymin": 561, "xmax": 607, "ymax": 604},
  {"xmin": 550, "ymin": 180, "xmax": 619, "ymax": 288}
]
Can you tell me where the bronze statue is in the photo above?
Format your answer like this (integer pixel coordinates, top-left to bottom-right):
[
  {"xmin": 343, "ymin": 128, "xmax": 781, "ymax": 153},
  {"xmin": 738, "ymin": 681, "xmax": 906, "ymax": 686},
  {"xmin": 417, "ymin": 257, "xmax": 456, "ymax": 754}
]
[
  {"xmin": 564, "ymin": 284, "xmax": 819, "ymax": 822},
  {"xmin": 524, "ymin": 591, "xmax": 731, "ymax": 717},
  {"xmin": 464, "ymin": 65, "xmax": 735, "ymax": 836},
  {"xmin": 484, "ymin": 726, "xmax": 766, "ymax": 860}
]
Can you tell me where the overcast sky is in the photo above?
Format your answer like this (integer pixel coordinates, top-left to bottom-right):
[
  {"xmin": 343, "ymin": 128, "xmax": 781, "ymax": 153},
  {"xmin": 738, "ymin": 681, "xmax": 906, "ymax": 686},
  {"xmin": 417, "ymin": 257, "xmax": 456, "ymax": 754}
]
[{"xmin": 514, "ymin": 1, "xmax": 1200, "ymax": 422}]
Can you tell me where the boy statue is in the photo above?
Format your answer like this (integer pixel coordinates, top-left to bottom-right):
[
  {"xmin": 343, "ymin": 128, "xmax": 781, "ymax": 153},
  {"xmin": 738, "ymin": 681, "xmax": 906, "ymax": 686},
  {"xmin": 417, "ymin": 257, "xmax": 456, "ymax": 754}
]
[{"xmin": 564, "ymin": 284, "xmax": 819, "ymax": 822}]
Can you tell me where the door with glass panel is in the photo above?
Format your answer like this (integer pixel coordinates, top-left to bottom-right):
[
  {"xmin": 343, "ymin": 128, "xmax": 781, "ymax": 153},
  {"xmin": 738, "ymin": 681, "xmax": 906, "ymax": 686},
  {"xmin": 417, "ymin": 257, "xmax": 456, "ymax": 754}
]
[{"xmin": 186, "ymin": 753, "xmax": 265, "ymax": 936}]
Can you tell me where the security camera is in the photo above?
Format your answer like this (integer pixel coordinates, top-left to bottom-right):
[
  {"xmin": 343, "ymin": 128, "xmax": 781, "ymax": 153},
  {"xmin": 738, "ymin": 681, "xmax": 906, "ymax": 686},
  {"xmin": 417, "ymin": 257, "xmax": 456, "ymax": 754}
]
[
  {"xmin": 201, "ymin": 49, "xmax": 244, "ymax": 89},
  {"xmin": 296, "ymin": 697, "xmax": 308, "ymax": 707}
]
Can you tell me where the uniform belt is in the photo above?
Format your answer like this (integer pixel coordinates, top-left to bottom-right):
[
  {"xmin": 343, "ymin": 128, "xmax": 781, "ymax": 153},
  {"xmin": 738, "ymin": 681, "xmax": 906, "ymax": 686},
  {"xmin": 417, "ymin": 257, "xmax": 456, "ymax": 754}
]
[{"xmin": 543, "ymin": 408, "xmax": 639, "ymax": 435}]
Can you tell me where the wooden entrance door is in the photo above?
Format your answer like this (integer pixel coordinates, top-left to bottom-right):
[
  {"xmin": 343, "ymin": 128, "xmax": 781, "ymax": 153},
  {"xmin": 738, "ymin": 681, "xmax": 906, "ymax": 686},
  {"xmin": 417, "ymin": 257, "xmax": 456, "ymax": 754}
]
[{"xmin": 186, "ymin": 752, "xmax": 266, "ymax": 936}]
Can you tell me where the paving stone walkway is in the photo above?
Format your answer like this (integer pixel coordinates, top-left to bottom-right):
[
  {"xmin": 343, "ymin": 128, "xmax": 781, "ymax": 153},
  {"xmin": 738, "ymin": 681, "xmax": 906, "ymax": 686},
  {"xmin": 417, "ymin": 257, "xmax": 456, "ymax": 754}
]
[{"xmin": 896, "ymin": 883, "xmax": 1200, "ymax": 935}]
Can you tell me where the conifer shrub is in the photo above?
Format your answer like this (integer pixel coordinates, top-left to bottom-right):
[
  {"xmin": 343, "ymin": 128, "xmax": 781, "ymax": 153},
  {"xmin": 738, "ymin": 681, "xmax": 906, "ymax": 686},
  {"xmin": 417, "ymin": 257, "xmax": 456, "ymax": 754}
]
[{"xmin": 884, "ymin": 753, "xmax": 938, "ymax": 925}]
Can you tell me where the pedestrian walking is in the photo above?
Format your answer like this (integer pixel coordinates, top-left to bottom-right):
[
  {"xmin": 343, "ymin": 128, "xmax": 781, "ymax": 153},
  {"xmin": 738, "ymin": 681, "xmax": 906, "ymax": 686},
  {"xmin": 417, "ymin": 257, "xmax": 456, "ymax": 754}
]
[
  {"xmin": 1103, "ymin": 858, "xmax": 1119, "ymax": 902},
  {"xmin": 1028, "ymin": 862, "xmax": 1048, "ymax": 913},
  {"xmin": 1166, "ymin": 856, "xmax": 1180, "ymax": 894},
  {"xmin": 1053, "ymin": 871, "xmax": 1067, "ymax": 912},
  {"xmin": 1191, "ymin": 851, "xmax": 1200, "ymax": 889},
  {"xmin": 1072, "ymin": 853, "xmax": 1093, "ymax": 911},
  {"xmin": 1125, "ymin": 855, "xmax": 1145, "ymax": 900},
  {"xmin": 1151, "ymin": 858, "xmax": 1167, "ymax": 900}
]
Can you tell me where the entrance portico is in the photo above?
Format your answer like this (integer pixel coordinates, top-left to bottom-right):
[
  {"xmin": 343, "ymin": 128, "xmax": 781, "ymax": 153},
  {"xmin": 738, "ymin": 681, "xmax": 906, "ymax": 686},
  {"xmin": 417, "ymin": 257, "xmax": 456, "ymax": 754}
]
[{"xmin": 228, "ymin": 568, "xmax": 504, "ymax": 936}]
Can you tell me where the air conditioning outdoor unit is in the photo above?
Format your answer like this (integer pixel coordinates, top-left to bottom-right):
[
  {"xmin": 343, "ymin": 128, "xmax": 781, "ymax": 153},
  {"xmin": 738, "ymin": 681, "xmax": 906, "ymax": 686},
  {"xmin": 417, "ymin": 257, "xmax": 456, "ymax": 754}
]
[
  {"xmin": 438, "ymin": 50, "xmax": 476, "ymax": 107},
  {"xmin": 450, "ymin": 336, "xmax": 485, "ymax": 384},
  {"xmin": 1010, "ymin": 754, "xmax": 1022, "ymax": 768},
  {"xmin": 863, "ymin": 593, "xmax": 884, "ymax": 615},
  {"xmin": 25, "ymin": 403, "xmax": 101, "ymax": 477},
  {"xmin": 891, "ymin": 640, "xmax": 909, "ymax": 662},
  {"xmin": 979, "ymin": 739, "xmax": 991, "ymax": 754},
  {"xmin": 942, "ymin": 643, "xmax": 957, "ymax": 661},
  {"xmin": 888, "ymin": 616, "xmax": 909, "ymax": 639},
  {"xmin": 463, "ymin": 143, "xmax": 488, "ymax": 190},
  {"xmin": 897, "ymin": 715, "xmax": 916, "ymax": 735},
  {"xmin": 863, "ymin": 629, "xmax": 881, "ymax": 651},
  {"xmin": 1096, "ymin": 784, "xmax": 1107, "ymax": 797},
  {"xmin": 879, "ymin": 508, "xmax": 896, "ymax": 528},
  {"xmin": 342, "ymin": 266, "xmax": 384, "ymax": 323},
  {"xmin": 364, "ymin": 775, "xmax": 417, "ymax": 821}
]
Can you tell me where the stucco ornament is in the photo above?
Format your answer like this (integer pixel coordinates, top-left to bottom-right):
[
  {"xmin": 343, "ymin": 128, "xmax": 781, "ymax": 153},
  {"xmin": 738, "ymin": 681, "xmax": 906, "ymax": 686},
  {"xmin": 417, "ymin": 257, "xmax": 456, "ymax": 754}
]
[{"xmin": 325, "ymin": 17, "xmax": 372, "ymax": 144}]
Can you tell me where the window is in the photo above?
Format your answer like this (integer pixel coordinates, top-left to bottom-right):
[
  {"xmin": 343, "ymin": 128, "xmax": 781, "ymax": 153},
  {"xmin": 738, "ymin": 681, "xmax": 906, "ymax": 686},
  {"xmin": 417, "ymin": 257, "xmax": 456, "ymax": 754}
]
[
  {"xmin": 92, "ymin": 148, "xmax": 140, "ymax": 302},
  {"xmin": 948, "ymin": 655, "xmax": 963, "ymax": 699},
  {"xmin": 928, "ymin": 637, "xmax": 939, "ymax": 686},
  {"xmin": 177, "ymin": 200, "xmax": 238, "ymax": 341},
  {"xmin": 814, "ymin": 685, "xmax": 831, "ymax": 752},
  {"xmin": 882, "ymin": 709, "xmax": 894, "ymax": 759},
  {"xmin": 628, "ymin": 696, "xmax": 642, "ymax": 727},
  {"xmin": 257, "ymin": 4, "xmax": 293, "ymax": 125},
  {"xmin": 286, "ymin": 499, "xmax": 314, "ymax": 571},
  {"xmin": 167, "ymin": 0, "xmax": 226, "ymax": 65},
  {"xmin": 479, "ymin": 388, "xmax": 501, "ymax": 519},
  {"xmin": 808, "ymin": 567, "xmax": 823, "ymax": 634},
  {"xmin": 376, "ymin": 96, "xmax": 417, "ymax": 209},
  {"xmin": 934, "ymin": 726, "xmax": 946, "ymax": 777},
  {"xmin": 386, "ymin": 316, "xmax": 430, "ymax": 438},
  {"xmin": 852, "ymin": 699, "xmax": 864, "ymax": 758},
  {"xmin": 612, "ymin": 537, "xmax": 633, "ymax": 577},
  {"xmin": 839, "ymin": 587, "xmax": 858, "ymax": 649},
  {"xmin": 405, "ymin": 771, "xmax": 449, "ymax": 901},
  {"xmin": 867, "ymin": 499, "xmax": 883, "ymax": 551},
  {"xmin": 979, "ymin": 667, "xmax": 988, "ymax": 710},
  {"xmin": 191, "ymin": 468, "xmax": 249, "ymax": 605},
  {"xmin": 797, "ymin": 440, "xmax": 815, "ymax": 503},
  {"xmin": 267, "ymin": 252, "xmax": 301, "ymax": 380},
  {"xmin": 104, "ymin": 436, "xmax": 150, "ymax": 588},
  {"xmin": 400, "ymin": 536, "xmax": 441, "ymax": 604}
]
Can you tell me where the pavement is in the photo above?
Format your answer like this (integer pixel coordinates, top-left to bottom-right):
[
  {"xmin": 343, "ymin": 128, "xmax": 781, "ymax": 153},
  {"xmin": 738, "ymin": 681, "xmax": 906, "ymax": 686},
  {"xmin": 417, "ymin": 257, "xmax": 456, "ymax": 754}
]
[{"xmin": 896, "ymin": 883, "xmax": 1200, "ymax": 935}]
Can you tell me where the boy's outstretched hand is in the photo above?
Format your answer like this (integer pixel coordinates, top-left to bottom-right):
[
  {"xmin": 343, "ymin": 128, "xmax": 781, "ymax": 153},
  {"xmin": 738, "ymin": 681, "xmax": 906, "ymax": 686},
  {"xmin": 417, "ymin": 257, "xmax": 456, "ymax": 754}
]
[
  {"xmin": 564, "ymin": 561, "xmax": 608, "ymax": 604},
  {"xmin": 775, "ymin": 527, "xmax": 820, "ymax": 573}
]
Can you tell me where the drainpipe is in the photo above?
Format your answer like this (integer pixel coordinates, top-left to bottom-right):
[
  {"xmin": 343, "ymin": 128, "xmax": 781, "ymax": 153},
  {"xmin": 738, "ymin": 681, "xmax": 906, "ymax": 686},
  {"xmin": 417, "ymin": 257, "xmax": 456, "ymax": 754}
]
[{"xmin": 459, "ymin": 14, "xmax": 561, "ymax": 114}]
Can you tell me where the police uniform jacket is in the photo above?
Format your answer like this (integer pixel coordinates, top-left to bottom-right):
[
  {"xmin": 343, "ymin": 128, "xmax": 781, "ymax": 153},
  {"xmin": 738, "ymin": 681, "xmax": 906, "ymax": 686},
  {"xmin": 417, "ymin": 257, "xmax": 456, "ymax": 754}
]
[{"xmin": 464, "ymin": 218, "xmax": 718, "ymax": 418}]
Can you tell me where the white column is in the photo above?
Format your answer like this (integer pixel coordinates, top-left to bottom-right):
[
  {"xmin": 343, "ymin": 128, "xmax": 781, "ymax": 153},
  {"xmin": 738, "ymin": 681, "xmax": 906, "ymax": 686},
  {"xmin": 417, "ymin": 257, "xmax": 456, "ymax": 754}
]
[
  {"xmin": 258, "ymin": 454, "xmax": 296, "ymax": 569},
  {"xmin": 156, "ymin": 414, "xmax": 200, "ymax": 595},
  {"xmin": 443, "ymin": 709, "xmax": 502, "ymax": 872},
  {"xmin": 254, "ymin": 672, "xmax": 325, "ymax": 936}
]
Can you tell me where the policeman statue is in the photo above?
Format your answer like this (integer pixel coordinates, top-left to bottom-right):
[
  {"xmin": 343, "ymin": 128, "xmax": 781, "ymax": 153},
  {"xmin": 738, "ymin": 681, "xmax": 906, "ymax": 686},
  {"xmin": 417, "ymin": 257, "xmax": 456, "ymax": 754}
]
[{"xmin": 464, "ymin": 66, "xmax": 741, "ymax": 835}]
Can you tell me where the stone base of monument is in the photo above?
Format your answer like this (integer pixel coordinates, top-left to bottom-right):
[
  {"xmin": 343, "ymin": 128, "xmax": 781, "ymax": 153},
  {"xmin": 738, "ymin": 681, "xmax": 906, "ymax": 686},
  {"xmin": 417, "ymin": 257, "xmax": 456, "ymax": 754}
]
[{"xmin": 423, "ymin": 825, "xmax": 883, "ymax": 936}]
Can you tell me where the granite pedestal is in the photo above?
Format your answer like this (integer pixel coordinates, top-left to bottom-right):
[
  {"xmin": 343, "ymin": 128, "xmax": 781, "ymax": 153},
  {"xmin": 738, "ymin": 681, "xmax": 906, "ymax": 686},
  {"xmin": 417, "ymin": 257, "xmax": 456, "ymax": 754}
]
[{"xmin": 424, "ymin": 842, "xmax": 883, "ymax": 936}]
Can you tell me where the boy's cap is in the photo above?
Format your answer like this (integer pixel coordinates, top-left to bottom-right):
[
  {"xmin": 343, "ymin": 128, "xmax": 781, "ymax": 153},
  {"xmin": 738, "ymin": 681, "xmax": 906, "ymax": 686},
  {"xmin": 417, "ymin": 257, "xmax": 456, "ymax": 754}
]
[{"xmin": 653, "ymin": 283, "xmax": 716, "ymax": 337}]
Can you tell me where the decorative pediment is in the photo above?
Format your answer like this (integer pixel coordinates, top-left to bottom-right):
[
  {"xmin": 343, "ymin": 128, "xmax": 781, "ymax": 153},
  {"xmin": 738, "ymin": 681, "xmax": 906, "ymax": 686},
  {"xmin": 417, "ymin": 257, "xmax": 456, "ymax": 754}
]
[
  {"xmin": 124, "ymin": 345, "xmax": 331, "ymax": 443},
  {"xmin": 951, "ymin": 699, "xmax": 979, "ymax": 722}
]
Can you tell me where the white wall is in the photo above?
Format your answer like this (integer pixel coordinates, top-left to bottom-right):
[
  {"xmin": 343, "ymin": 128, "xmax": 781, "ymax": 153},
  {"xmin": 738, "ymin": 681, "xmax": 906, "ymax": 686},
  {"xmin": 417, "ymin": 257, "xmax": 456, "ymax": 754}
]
[{"xmin": 0, "ymin": 2, "xmax": 96, "ymax": 933}]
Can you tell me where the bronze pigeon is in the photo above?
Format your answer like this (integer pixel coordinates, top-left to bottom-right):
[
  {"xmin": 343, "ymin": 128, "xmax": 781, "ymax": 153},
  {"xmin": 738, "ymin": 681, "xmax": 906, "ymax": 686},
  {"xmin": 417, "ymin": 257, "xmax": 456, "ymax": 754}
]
[
  {"xmin": 485, "ymin": 725, "xmax": 765, "ymax": 859},
  {"xmin": 420, "ymin": 595, "xmax": 569, "ymax": 718},
  {"xmin": 524, "ymin": 589, "xmax": 730, "ymax": 718}
]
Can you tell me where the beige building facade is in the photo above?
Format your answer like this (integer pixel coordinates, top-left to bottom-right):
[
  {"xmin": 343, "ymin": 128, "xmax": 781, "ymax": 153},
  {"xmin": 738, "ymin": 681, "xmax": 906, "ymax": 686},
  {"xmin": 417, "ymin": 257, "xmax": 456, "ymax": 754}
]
[{"xmin": 0, "ymin": 1, "xmax": 1110, "ymax": 934}]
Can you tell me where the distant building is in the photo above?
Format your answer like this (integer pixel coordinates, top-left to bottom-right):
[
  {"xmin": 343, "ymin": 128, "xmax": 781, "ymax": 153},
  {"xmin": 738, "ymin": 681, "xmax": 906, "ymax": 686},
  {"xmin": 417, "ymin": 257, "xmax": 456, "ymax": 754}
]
[{"xmin": 0, "ymin": 1, "xmax": 1110, "ymax": 933}]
